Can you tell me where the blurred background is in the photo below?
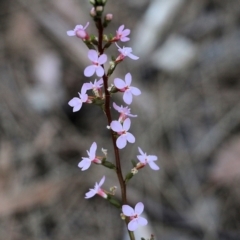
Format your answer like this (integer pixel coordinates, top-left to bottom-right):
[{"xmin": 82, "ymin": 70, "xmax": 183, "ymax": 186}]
[{"xmin": 1, "ymin": 0, "xmax": 240, "ymax": 239}]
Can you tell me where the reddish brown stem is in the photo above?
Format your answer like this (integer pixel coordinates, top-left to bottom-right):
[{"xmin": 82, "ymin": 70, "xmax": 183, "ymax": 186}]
[
  {"xmin": 96, "ymin": 14, "xmax": 135, "ymax": 240},
  {"xmin": 96, "ymin": 18, "xmax": 127, "ymax": 204}
]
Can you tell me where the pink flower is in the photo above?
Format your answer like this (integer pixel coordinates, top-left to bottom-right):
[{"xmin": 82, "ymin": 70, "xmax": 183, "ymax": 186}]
[
  {"xmin": 136, "ymin": 147, "xmax": 159, "ymax": 170},
  {"xmin": 78, "ymin": 142, "xmax": 102, "ymax": 171},
  {"xmin": 113, "ymin": 25, "xmax": 130, "ymax": 42},
  {"xmin": 84, "ymin": 78, "xmax": 103, "ymax": 91},
  {"xmin": 85, "ymin": 176, "xmax": 108, "ymax": 199},
  {"xmin": 83, "ymin": 78, "xmax": 104, "ymax": 97},
  {"xmin": 84, "ymin": 50, "xmax": 107, "ymax": 77},
  {"xmin": 115, "ymin": 43, "xmax": 139, "ymax": 62},
  {"xmin": 114, "ymin": 73, "xmax": 141, "ymax": 104},
  {"xmin": 113, "ymin": 102, "xmax": 137, "ymax": 122},
  {"xmin": 68, "ymin": 86, "xmax": 88, "ymax": 112},
  {"xmin": 122, "ymin": 202, "xmax": 148, "ymax": 231},
  {"xmin": 67, "ymin": 22, "xmax": 89, "ymax": 40},
  {"xmin": 110, "ymin": 118, "xmax": 135, "ymax": 149}
]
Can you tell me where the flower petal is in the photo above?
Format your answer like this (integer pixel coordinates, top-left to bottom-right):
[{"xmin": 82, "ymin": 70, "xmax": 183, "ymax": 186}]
[
  {"xmin": 85, "ymin": 189, "xmax": 96, "ymax": 199},
  {"xmin": 125, "ymin": 73, "xmax": 132, "ymax": 85},
  {"xmin": 96, "ymin": 66, "xmax": 104, "ymax": 77},
  {"xmin": 126, "ymin": 132, "xmax": 135, "ymax": 143},
  {"xmin": 135, "ymin": 202, "xmax": 144, "ymax": 215},
  {"xmin": 123, "ymin": 91, "xmax": 132, "ymax": 104},
  {"xmin": 68, "ymin": 98, "xmax": 82, "ymax": 112},
  {"xmin": 114, "ymin": 78, "xmax": 126, "ymax": 89},
  {"xmin": 110, "ymin": 120, "xmax": 123, "ymax": 132},
  {"xmin": 83, "ymin": 82, "xmax": 92, "ymax": 91},
  {"xmin": 68, "ymin": 97, "xmax": 80, "ymax": 107},
  {"xmin": 84, "ymin": 22, "xmax": 90, "ymax": 30},
  {"xmin": 137, "ymin": 155, "xmax": 145, "ymax": 163},
  {"xmin": 118, "ymin": 25, "xmax": 124, "ymax": 33},
  {"xmin": 74, "ymin": 25, "xmax": 84, "ymax": 30},
  {"xmin": 89, "ymin": 142, "xmax": 97, "ymax": 158},
  {"xmin": 123, "ymin": 118, "xmax": 131, "ymax": 131},
  {"xmin": 138, "ymin": 147, "xmax": 145, "ymax": 156},
  {"xmin": 84, "ymin": 65, "xmax": 96, "ymax": 77},
  {"xmin": 121, "ymin": 37, "xmax": 130, "ymax": 42},
  {"xmin": 88, "ymin": 50, "xmax": 98, "ymax": 62},
  {"xmin": 99, "ymin": 176, "xmax": 105, "ymax": 187},
  {"xmin": 73, "ymin": 104, "xmax": 82, "ymax": 112},
  {"xmin": 113, "ymin": 102, "xmax": 120, "ymax": 111},
  {"xmin": 122, "ymin": 205, "xmax": 134, "ymax": 216},
  {"xmin": 128, "ymin": 53, "xmax": 139, "ymax": 60},
  {"xmin": 130, "ymin": 87, "xmax": 141, "ymax": 96},
  {"xmin": 137, "ymin": 217, "xmax": 148, "ymax": 226},
  {"xmin": 98, "ymin": 54, "xmax": 107, "ymax": 65},
  {"xmin": 98, "ymin": 78, "xmax": 104, "ymax": 85},
  {"xmin": 67, "ymin": 30, "xmax": 75, "ymax": 36},
  {"xmin": 80, "ymin": 93, "xmax": 88, "ymax": 102},
  {"xmin": 148, "ymin": 161, "xmax": 160, "ymax": 170},
  {"xmin": 122, "ymin": 29, "xmax": 130, "ymax": 37},
  {"xmin": 126, "ymin": 113, "xmax": 135, "ymax": 119},
  {"xmin": 116, "ymin": 135, "xmax": 127, "ymax": 149},
  {"xmin": 128, "ymin": 219, "xmax": 138, "ymax": 231},
  {"xmin": 148, "ymin": 155, "xmax": 158, "ymax": 161},
  {"xmin": 78, "ymin": 160, "xmax": 91, "ymax": 171}
]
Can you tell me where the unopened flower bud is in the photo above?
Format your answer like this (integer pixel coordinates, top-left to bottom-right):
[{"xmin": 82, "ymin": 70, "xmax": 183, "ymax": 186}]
[
  {"xmin": 103, "ymin": 34, "xmax": 108, "ymax": 41},
  {"xmin": 90, "ymin": 7, "xmax": 96, "ymax": 17},
  {"xmin": 96, "ymin": 6, "xmax": 103, "ymax": 13},
  {"xmin": 89, "ymin": 0, "xmax": 95, "ymax": 5},
  {"xmin": 110, "ymin": 186, "xmax": 117, "ymax": 195},
  {"xmin": 76, "ymin": 29, "xmax": 89, "ymax": 40},
  {"xmin": 101, "ymin": 148, "xmax": 108, "ymax": 156},
  {"xmin": 103, "ymin": 13, "xmax": 113, "ymax": 28},
  {"xmin": 131, "ymin": 167, "xmax": 138, "ymax": 175},
  {"xmin": 120, "ymin": 213, "xmax": 126, "ymax": 220},
  {"xmin": 107, "ymin": 84, "xmax": 114, "ymax": 92},
  {"xmin": 106, "ymin": 13, "xmax": 113, "ymax": 21}
]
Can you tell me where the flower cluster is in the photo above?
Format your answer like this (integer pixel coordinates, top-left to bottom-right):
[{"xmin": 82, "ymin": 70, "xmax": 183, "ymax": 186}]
[
  {"xmin": 67, "ymin": 22, "xmax": 140, "ymax": 149},
  {"xmin": 66, "ymin": 3, "xmax": 159, "ymax": 236}
]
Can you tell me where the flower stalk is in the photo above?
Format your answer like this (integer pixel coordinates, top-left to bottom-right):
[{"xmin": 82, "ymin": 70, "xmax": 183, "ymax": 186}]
[{"xmin": 66, "ymin": 1, "xmax": 160, "ymax": 240}]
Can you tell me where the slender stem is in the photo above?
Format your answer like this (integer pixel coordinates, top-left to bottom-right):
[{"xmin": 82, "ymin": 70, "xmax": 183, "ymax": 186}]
[
  {"xmin": 128, "ymin": 230, "xmax": 135, "ymax": 240},
  {"xmin": 96, "ymin": 17, "xmax": 126, "ymax": 204},
  {"xmin": 96, "ymin": 15, "xmax": 135, "ymax": 240}
]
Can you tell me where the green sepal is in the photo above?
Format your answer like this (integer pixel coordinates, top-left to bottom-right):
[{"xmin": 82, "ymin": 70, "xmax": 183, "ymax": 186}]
[
  {"xmin": 96, "ymin": 0, "xmax": 107, "ymax": 6},
  {"xmin": 107, "ymin": 196, "xmax": 121, "ymax": 208},
  {"xmin": 103, "ymin": 41, "xmax": 112, "ymax": 49},
  {"xmin": 125, "ymin": 172, "xmax": 134, "ymax": 183},
  {"xmin": 83, "ymin": 40, "xmax": 96, "ymax": 50},
  {"xmin": 90, "ymin": 35, "xmax": 98, "ymax": 46},
  {"xmin": 109, "ymin": 86, "xmax": 118, "ymax": 94},
  {"xmin": 103, "ymin": 20, "xmax": 110, "ymax": 28},
  {"xmin": 103, "ymin": 34, "xmax": 108, "ymax": 41},
  {"xmin": 102, "ymin": 160, "xmax": 116, "ymax": 170},
  {"xmin": 93, "ymin": 97, "xmax": 104, "ymax": 106},
  {"xmin": 131, "ymin": 160, "xmax": 137, "ymax": 167}
]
